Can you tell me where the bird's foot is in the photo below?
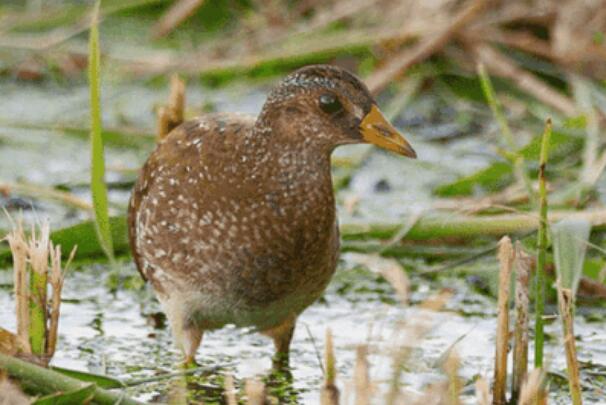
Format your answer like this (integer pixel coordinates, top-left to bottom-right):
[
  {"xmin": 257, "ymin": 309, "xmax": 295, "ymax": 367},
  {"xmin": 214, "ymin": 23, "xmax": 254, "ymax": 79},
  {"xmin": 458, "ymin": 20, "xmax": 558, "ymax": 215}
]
[
  {"xmin": 271, "ymin": 353, "xmax": 292, "ymax": 375},
  {"xmin": 180, "ymin": 355, "xmax": 198, "ymax": 369}
]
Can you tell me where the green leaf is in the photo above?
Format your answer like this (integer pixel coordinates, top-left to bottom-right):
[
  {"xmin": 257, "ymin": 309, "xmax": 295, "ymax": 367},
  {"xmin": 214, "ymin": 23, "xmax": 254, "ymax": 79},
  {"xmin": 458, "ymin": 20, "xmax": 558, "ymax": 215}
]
[
  {"xmin": 434, "ymin": 161, "xmax": 512, "ymax": 197},
  {"xmin": 32, "ymin": 384, "xmax": 96, "ymax": 405},
  {"xmin": 50, "ymin": 366, "xmax": 124, "ymax": 389},
  {"xmin": 89, "ymin": 0, "xmax": 114, "ymax": 263},
  {"xmin": 552, "ymin": 218, "xmax": 591, "ymax": 296}
]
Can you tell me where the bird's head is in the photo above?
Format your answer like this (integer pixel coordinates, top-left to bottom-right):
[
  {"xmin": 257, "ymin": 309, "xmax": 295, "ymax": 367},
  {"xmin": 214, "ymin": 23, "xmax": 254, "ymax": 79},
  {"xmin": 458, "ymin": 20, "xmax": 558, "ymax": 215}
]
[{"xmin": 257, "ymin": 64, "xmax": 416, "ymax": 158}]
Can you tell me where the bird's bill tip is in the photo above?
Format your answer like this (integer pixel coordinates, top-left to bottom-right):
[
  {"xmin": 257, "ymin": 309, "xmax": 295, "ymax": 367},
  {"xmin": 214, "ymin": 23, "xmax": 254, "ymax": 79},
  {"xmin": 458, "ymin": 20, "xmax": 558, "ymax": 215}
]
[{"xmin": 360, "ymin": 105, "xmax": 417, "ymax": 158}]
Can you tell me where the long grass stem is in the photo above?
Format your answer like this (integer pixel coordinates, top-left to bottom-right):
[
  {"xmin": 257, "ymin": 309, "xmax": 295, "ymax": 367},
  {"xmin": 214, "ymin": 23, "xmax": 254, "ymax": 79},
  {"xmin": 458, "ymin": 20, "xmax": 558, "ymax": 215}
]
[
  {"xmin": 534, "ymin": 118, "xmax": 552, "ymax": 369},
  {"xmin": 477, "ymin": 63, "xmax": 535, "ymax": 206}
]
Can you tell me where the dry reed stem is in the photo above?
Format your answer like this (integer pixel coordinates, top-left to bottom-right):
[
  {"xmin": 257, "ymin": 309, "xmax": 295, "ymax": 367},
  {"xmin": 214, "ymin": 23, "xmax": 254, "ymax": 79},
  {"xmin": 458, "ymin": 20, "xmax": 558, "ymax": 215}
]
[
  {"xmin": 5, "ymin": 221, "xmax": 30, "ymax": 353},
  {"xmin": 46, "ymin": 245, "xmax": 75, "ymax": 359},
  {"xmin": 512, "ymin": 242, "xmax": 532, "ymax": 401},
  {"xmin": 557, "ymin": 282, "xmax": 583, "ymax": 405},
  {"xmin": 168, "ymin": 74, "xmax": 185, "ymax": 125},
  {"xmin": 151, "ymin": 0, "xmax": 205, "ymax": 39},
  {"xmin": 493, "ymin": 236, "xmax": 514, "ymax": 405},
  {"xmin": 157, "ymin": 74, "xmax": 186, "ymax": 141},
  {"xmin": 245, "ymin": 378, "xmax": 266, "ymax": 405},
  {"xmin": 321, "ymin": 328, "xmax": 339, "ymax": 405},
  {"xmin": 156, "ymin": 106, "xmax": 170, "ymax": 141},
  {"xmin": 4, "ymin": 217, "xmax": 72, "ymax": 362},
  {"xmin": 366, "ymin": 0, "xmax": 486, "ymax": 94},
  {"xmin": 474, "ymin": 45, "xmax": 577, "ymax": 116},
  {"xmin": 224, "ymin": 374, "xmax": 238, "ymax": 405},
  {"xmin": 475, "ymin": 377, "xmax": 491, "ymax": 405},
  {"xmin": 354, "ymin": 345, "xmax": 370, "ymax": 405},
  {"xmin": 518, "ymin": 369, "xmax": 546, "ymax": 405}
]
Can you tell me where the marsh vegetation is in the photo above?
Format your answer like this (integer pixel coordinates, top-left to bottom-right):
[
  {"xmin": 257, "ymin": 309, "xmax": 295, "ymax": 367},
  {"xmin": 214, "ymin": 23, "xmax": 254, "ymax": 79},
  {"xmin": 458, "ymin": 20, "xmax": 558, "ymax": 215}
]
[{"xmin": 1, "ymin": 0, "xmax": 606, "ymax": 403}]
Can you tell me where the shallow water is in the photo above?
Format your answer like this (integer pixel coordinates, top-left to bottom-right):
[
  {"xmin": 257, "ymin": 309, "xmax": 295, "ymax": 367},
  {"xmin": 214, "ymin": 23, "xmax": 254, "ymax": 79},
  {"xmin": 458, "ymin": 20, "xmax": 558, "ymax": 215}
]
[{"xmin": 1, "ymin": 79, "xmax": 605, "ymax": 403}]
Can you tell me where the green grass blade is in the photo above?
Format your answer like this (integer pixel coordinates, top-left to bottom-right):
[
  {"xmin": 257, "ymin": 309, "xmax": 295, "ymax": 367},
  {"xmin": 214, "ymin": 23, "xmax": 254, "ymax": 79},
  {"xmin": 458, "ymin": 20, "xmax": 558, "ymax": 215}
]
[
  {"xmin": 50, "ymin": 366, "xmax": 125, "ymax": 389},
  {"xmin": 88, "ymin": 0, "xmax": 114, "ymax": 262},
  {"xmin": 534, "ymin": 118, "xmax": 552, "ymax": 369},
  {"xmin": 477, "ymin": 63, "xmax": 535, "ymax": 206},
  {"xmin": 32, "ymin": 384, "xmax": 96, "ymax": 405}
]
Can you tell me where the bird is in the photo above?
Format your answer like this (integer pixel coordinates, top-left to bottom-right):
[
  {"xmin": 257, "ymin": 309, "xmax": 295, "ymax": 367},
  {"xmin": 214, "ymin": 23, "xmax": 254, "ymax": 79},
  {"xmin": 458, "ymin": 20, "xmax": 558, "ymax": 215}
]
[{"xmin": 128, "ymin": 64, "xmax": 416, "ymax": 368}]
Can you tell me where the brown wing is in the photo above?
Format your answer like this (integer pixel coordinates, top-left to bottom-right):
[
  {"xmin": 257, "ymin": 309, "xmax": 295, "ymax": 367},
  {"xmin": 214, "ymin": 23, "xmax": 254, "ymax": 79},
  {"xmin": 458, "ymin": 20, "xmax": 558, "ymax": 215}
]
[{"xmin": 127, "ymin": 114, "xmax": 255, "ymax": 281}]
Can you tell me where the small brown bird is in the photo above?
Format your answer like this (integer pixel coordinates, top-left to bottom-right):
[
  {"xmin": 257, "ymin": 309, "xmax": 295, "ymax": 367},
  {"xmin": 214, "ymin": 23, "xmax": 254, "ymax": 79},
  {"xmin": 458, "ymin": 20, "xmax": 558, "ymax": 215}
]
[{"xmin": 128, "ymin": 65, "xmax": 416, "ymax": 367}]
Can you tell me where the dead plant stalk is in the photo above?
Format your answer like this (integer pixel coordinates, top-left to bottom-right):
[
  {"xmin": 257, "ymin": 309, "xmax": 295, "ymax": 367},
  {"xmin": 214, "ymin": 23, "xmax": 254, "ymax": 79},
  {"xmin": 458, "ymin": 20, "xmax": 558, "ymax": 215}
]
[
  {"xmin": 512, "ymin": 242, "xmax": 532, "ymax": 400},
  {"xmin": 493, "ymin": 236, "xmax": 514, "ymax": 405},
  {"xmin": 557, "ymin": 282, "xmax": 583, "ymax": 405}
]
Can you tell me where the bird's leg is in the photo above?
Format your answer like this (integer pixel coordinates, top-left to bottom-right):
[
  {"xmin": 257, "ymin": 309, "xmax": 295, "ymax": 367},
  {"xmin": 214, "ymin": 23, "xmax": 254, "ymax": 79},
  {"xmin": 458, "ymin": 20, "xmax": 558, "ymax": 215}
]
[
  {"xmin": 181, "ymin": 327, "xmax": 203, "ymax": 368},
  {"xmin": 262, "ymin": 316, "xmax": 296, "ymax": 370},
  {"xmin": 161, "ymin": 297, "xmax": 203, "ymax": 368}
]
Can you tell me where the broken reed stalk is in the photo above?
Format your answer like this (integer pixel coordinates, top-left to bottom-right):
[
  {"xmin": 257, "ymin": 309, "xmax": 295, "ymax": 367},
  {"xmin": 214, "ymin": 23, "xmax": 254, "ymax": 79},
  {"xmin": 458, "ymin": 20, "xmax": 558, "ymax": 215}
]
[
  {"xmin": 4, "ymin": 219, "xmax": 75, "ymax": 364},
  {"xmin": 512, "ymin": 242, "xmax": 532, "ymax": 401},
  {"xmin": 47, "ymin": 244, "xmax": 75, "ymax": 359},
  {"xmin": 6, "ymin": 220, "xmax": 30, "ymax": 353},
  {"xmin": 354, "ymin": 346, "xmax": 370, "ymax": 405},
  {"xmin": 534, "ymin": 118, "xmax": 552, "ymax": 369},
  {"xmin": 556, "ymin": 283, "xmax": 583, "ymax": 405},
  {"xmin": 157, "ymin": 74, "xmax": 186, "ymax": 141},
  {"xmin": 477, "ymin": 63, "xmax": 535, "ymax": 206},
  {"xmin": 493, "ymin": 236, "xmax": 514, "ymax": 405},
  {"xmin": 320, "ymin": 328, "xmax": 339, "ymax": 405}
]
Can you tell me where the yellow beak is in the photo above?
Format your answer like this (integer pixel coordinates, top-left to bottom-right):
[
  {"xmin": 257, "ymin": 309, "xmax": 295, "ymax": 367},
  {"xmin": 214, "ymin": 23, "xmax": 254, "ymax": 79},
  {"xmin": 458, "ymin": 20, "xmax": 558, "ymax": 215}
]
[{"xmin": 360, "ymin": 105, "xmax": 417, "ymax": 158}]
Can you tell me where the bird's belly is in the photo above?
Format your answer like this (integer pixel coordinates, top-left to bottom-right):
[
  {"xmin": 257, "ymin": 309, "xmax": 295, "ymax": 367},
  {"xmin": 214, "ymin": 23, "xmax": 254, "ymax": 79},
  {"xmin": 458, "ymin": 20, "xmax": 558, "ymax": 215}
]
[
  {"xmin": 159, "ymin": 255, "xmax": 336, "ymax": 331},
  {"xmin": 150, "ymin": 224, "xmax": 339, "ymax": 331}
]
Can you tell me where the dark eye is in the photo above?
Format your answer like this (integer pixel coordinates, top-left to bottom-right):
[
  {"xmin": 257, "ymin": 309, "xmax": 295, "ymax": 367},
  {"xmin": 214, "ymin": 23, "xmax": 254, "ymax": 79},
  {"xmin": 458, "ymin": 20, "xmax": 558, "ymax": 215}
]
[{"xmin": 318, "ymin": 94, "xmax": 343, "ymax": 114}]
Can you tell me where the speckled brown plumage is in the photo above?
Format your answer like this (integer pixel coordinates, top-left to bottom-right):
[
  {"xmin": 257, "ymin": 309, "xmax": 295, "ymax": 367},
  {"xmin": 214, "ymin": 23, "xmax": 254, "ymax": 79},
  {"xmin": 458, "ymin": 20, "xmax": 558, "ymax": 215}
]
[{"xmin": 128, "ymin": 64, "xmax": 416, "ymax": 366}]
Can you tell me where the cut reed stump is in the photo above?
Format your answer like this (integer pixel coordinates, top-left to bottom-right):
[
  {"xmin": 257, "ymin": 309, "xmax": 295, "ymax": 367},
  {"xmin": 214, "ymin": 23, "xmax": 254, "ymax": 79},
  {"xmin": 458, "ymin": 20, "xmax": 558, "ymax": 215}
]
[
  {"xmin": 321, "ymin": 328, "xmax": 339, "ymax": 405},
  {"xmin": 157, "ymin": 74, "xmax": 186, "ymax": 141},
  {"xmin": 4, "ymin": 219, "xmax": 75, "ymax": 365},
  {"xmin": 492, "ymin": 236, "xmax": 514, "ymax": 405},
  {"xmin": 557, "ymin": 283, "xmax": 583, "ymax": 405},
  {"xmin": 511, "ymin": 242, "xmax": 532, "ymax": 400}
]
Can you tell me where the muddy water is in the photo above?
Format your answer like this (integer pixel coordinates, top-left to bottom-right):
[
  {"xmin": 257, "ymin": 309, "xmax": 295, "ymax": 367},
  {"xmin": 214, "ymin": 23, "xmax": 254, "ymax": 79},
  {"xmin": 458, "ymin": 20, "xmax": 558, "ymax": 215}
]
[{"xmin": 0, "ymin": 80, "xmax": 605, "ymax": 403}]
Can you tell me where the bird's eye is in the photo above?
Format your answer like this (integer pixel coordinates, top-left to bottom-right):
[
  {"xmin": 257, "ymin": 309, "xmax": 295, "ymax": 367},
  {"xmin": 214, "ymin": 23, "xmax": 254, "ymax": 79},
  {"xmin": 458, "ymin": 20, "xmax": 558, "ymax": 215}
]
[{"xmin": 318, "ymin": 94, "xmax": 343, "ymax": 114}]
